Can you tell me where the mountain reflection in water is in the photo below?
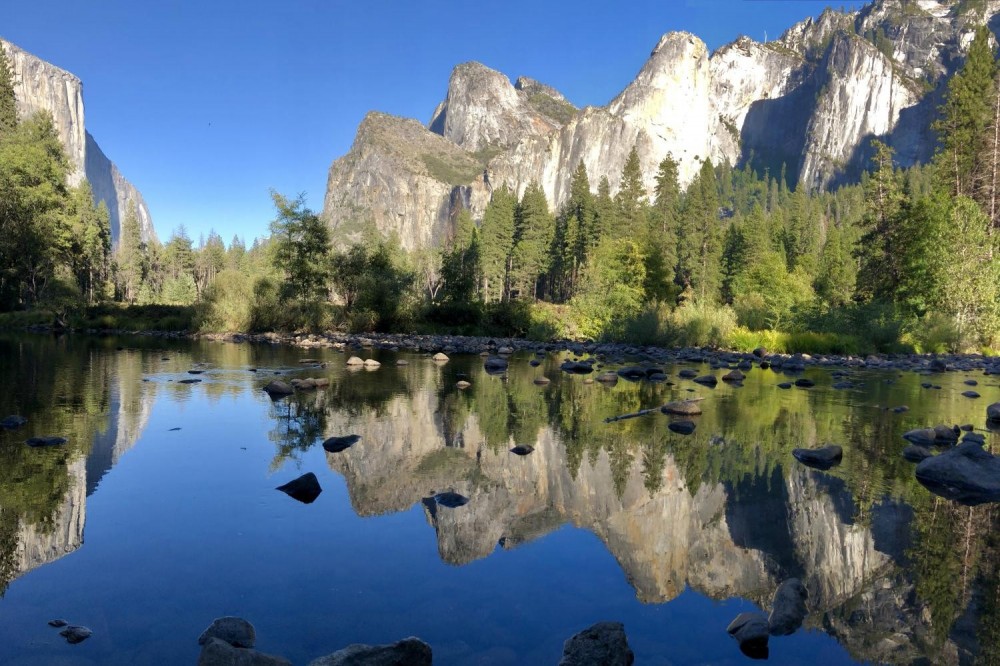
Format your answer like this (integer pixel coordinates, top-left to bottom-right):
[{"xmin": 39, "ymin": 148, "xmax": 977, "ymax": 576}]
[{"xmin": 0, "ymin": 333, "xmax": 998, "ymax": 665}]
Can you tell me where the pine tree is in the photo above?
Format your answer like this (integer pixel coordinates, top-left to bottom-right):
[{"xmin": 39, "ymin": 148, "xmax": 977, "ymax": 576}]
[
  {"xmin": 856, "ymin": 140, "xmax": 904, "ymax": 302},
  {"xmin": 0, "ymin": 42, "xmax": 17, "ymax": 138},
  {"xmin": 478, "ymin": 185, "xmax": 517, "ymax": 302},
  {"xmin": 440, "ymin": 209, "xmax": 479, "ymax": 304},
  {"xmin": 644, "ymin": 154, "xmax": 680, "ymax": 302},
  {"xmin": 614, "ymin": 145, "xmax": 648, "ymax": 239},
  {"xmin": 677, "ymin": 159, "xmax": 723, "ymax": 303},
  {"xmin": 269, "ymin": 191, "xmax": 330, "ymax": 302},
  {"xmin": 511, "ymin": 181, "xmax": 554, "ymax": 300},
  {"xmin": 114, "ymin": 201, "xmax": 147, "ymax": 304},
  {"xmin": 591, "ymin": 176, "xmax": 617, "ymax": 248}
]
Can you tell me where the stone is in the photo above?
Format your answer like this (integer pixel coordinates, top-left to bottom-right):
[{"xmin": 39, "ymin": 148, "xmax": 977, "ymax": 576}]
[
  {"xmin": 346, "ymin": 356, "xmax": 364, "ymax": 366},
  {"xmin": 668, "ymin": 420, "xmax": 697, "ymax": 435},
  {"xmin": 47, "ymin": 619, "xmax": 68, "ymax": 627},
  {"xmin": 510, "ymin": 445, "xmax": 534, "ymax": 455},
  {"xmin": 0, "ymin": 415, "xmax": 27, "ymax": 429},
  {"xmin": 198, "ymin": 637, "xmax": 291, "ymax": 666},
  {"xmin": 395, "ymin": 359, "xmax": 409, "ymax": 366},
  {"xmin": 559, "ymin": 621, "xmax": 634, "ymax": 666},
  {"xmin": 678, "ymin": 369, "xmax": 698, "ymax": 379},
  {"xmin": 617, "ymin": 367, "xmax": 646, "ymax": 380},
  {"xmin": 752, "ymin": 347, "xmax": 767, "ymax": 358},
  {"xmin": 693, "ymin": 375, "xmax": 717, "ymax": 387},
  {"xmin": 768, "ymin": 579, "xmax": 808, "ymax": 636},
  {"xmin": 988, "ymin": 402, "xmax": 1000, "ymax": 421},
  {"xmin": 560, "ymin": 360, "xmax": 594, "ymax": 374},
  {"xmin": 362, "ymin": 359, "xmax": 381, "ymax": 368},
  {"xmin": 930, "ymin": 358, "xmax": 948, "ymax": 372},
  {"xmin": 276, "ymin": 472, "xmax": 323, "ymax": 504},
  {"xmin": 484, "ymin": 356, "xmax": 509, "ymax": 372},
  {"xmin": 903, "ymin": 425, "xmax": 959, "ymax": 447},
  {"xmin": 262, "ymin": 380, "xmax": 294, "ymax": 397},
  {"xmin": 596, "ymin": 372, "xmax": 619, "ymax": 384},
  {"xmin": 963, "ymin": 431, "xmax": 986, "ymax": 445},
  {"xmin": 179, "ymin": 378, "xmax": 202, "ymax": 384},
  {"xmin": 432, "ymin": 352, "xmax": 449, "ymax": 362},
  {"xmin": 916, "ymin": 442, "xmax": 1000, "ymax": 505},
  {"xmin": 792, "ymin": 444, "xmax": 843, "ymax": 470},
  {"xmin": 726, "ymin": 612, "xmax": 769, "ymax": 658},
  {"xmin": 307, "ymin": 637, "xmax": 432, "ymax": 666},
  {"xmin": 533, "ymin": 376, "xmax": 551, "ymax": 385},
  {"xmin": 794, "ymin": 378, "xmax": 815, "ymax": 388},
  {"xmin": 777, "ymin": 382, "xmax": 792, "ymax": 389},
  {"xmin": 59, "ymin": 625, "xmax": 92, "ymax": 644},
  {"xmin": 198, "ymin": 616, "xmax": 257, "ymax": 648},
  {"xmin": 432, "ymin": 491, "xmax": 469, "ymax": 508},
  {"xmin": 902, "ymin": 445, "xmax": 933, "ymax": 463},
  {"xmin": 661, "ymin": 401, "xmax": 702, "ymax": 416},
  {"xmin": 323, "ymin": 435, "xmax": 361, "ymax": 453},
  {"xmin": 962, "ymin": 390, "xmax": 980, "ymax": 399},
  {"xmin": 722, "ymin": 369, "xmax": 745, "ymax": 382},
  {"xmin": 188, "ymin": 369, "xmax": 206, "ymax": 374},
  {"xmin": 891, "ymin": 405, "xmax": 909, "ymax": 413},
  {"xmin": 455, "ymin": 380, "xmax": 471, "ymax": 389},
  {"xmin": 25, "ymin": 436, "xmax": 67, "ymax": 447}
]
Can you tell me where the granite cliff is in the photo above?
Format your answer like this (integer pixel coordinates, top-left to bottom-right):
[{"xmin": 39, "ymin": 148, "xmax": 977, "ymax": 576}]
[
  {"xmin": 323, "ymin": 0, "xmax": 1000, "ymax": 250},
  {"xmin": 1, "ymin": 38, "xmax": 155, "ymax": 245}
]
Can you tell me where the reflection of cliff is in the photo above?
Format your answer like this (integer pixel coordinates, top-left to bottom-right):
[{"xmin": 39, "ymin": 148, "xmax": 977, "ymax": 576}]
[
  {"xmin": 13, "ymin": 456, "xmax": 85, "ymax": 577},
  {"xmin": 86, "ymin": 368, "xmax": 155, "ymax": 495}
]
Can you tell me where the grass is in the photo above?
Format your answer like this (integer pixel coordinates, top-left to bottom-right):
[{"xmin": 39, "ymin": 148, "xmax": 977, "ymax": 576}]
[
  {"xmin": 527, "ymin": 93, "xmax": 577, "ymax": 125},
  {"xmin": 421, "ymin": 153, "xmax": 481, "ymax": 185}
]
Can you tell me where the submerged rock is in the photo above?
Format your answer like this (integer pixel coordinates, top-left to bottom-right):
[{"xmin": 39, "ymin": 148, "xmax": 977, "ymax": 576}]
[
  {"xmin": 484, "ymin": 356, "xmax": 509, "ymax": 372},
  {"xmin": 47, "ymin": 619, "xmax": 68, "ymax": 628},
  {"xmin": 198, "ymin": 616, "xmax": 257, "ymax": 648},
  {"xmin": 59, "ymin": 625, "xmax": 92, "ymax": 644},
  {"xmin": 432, "ymin": 491, "xmax": 469, "ymax": 508},
  {"xmin": 668, "ymin": 420, "xmax": 696, "ymax": 435},
  {"xmin": 276, "ymin": 472, "xmax": 323, "ymax": 504},
  {"xmin": 727, "ymin": 612, "xmax": 769, "ymax": 659},
  {"xmin": 617, "ymin": 367, "xmax": 646, "ymax": 381},
  {"xmin": 902, "ymin": 445, "xmax": 933, "ymax": 463},
  {"xmin": 768, "ymin": 579, "xmax": 808, "ymax": 636},
  {"xmin": 308, "ymin": 637, "xmax": 432, "ymax": 666},
  {"xmin": 323, "ymin": 435, "xmax": 361, "ymax": 453},
  {"xmin": 179, "ymin": 378, "xmax": 202, "ymax": 384},
  {"xmin": 560, "ymin": 360, "xmax": 594, "ymax": 374},
  {"xmin": 533, "ymin": 376, "xmax": 551, "ymax": 385},
  {"xmin": 903, "ymin": 425, "xmax": 959, "ymax": 447},
  {"xmin": 678, "ymin": 369, "xmax": 698, "ymax": 379},
  {"xmin": 262, "ymin": 380, "xmax": 294, "ymax": 397},
  {"xmin": 510, "ymin": 445, "xmax": 534, "ymax": 456},
  {"xmin": 722, "ymin": 369, "xmax": 745, "ymax": 382},
  {"xmin": 661, "ymin": 401, "xmax": 702, "ymax": 416},
  {"xmin": 962, "ymin": 390, "xmax": 980, "ymax": 398},
  {"xmin": 988, "ymin": 402, "xmax": 1000, "ymax": 421},
  {"xmin": 693, "ymin": 375, "xmax": 718, "ymax": 387},
  {"xmin": 0, "ymin": 415, "xmax": 27, "ymax": 429},
  {"xmin": 915, "ymin": 442, "xmax": 1000, "ymax": 505},
  {"xmin": 559, "ymin": 621, "xmax": 634, "ymax": 666},
  {"xmin": 792, "ymin": 445, "xmax": 843, "ymax": 470},
  {"xmin": 794, "ymin": 378, "xmax": 815, "ymax": 388},
  {"xmin": 198, "ymin": 637, "xmax": 291, "ymax": 666},
  {"xmin": 26, "ymin": 436, "xmax": 67, "ymax": 447}
]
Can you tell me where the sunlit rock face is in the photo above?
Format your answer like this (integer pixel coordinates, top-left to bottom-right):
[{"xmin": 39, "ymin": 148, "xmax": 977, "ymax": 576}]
[
  {"xmin": 1, "ymin": 39, "xmax": 155, "ymax": 245},
  {"xmin": 323, "ymin": 0, "xmax": 1000, "ymax": 249}
]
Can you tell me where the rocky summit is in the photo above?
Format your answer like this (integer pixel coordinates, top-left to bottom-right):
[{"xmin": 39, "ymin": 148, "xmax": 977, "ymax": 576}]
[{"xmin": 322, "ymin": 0, "xmax": 1000, "ymax": 251}]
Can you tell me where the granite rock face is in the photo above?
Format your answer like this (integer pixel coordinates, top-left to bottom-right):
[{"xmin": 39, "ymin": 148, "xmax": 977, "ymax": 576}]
[
  {"xmin": 323, "ymin": 0, "xmax": 1000, "ymax": 250},
  {"xmin": 1, "ymin": 38, "xmax": 155, "ymax": 246}
]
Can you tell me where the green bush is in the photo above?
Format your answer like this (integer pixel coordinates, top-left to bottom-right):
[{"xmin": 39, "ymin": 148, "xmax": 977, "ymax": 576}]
[
  {"xmin": 669, "ymin": 302, "xmax": 738, "ymax": 348},
  {"xmin": 904, "ymin": 312, "xmax": 961, "ymax": 353},
  {"xmin": 483, "ymin": 301, "xmax": 533, "ymax": 338}
]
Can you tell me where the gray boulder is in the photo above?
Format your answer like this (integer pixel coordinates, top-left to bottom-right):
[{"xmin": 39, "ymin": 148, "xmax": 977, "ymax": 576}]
[
  {"xmin": 726, "ymin": 612, "xmax": 769, "ymax": 658},
  {"xmin": 198, "ymin": 616, "xmax": 256, "ymax": 648},
  {"xmin": 915, "ymin": 442, "xmax": 1000, "ymax": 505},
  {"xmin": 308, "ymin": 637, "xmax": 432, "ymax": 665},
  {"xmin": 262, "ymin": 381, "xmax": 294, "ymax": 397},
  {"xmin": 59, "ymin": 625, "xmax": 92, "ymax": 644},
  {"xmin": 792, "ymin": 445, "xmax": 843, "ymax": 470},
  {"xmin": 198, "ymin": 637, "xmax": 291, "ymax": 666},
  {"xmin": 559, "ymin": 621, "xmax": 634, "ymax": 666},
  {"xmin": 987, "ymin": 402, "xmax": 1000, "ymax": 421},
  {"xmin": 768, "ymin": 579, "xmax": 808, "ymax": 636},
  {"xmin": 903, "ymin": 425, "xmax": 959, "ymax": 447}
]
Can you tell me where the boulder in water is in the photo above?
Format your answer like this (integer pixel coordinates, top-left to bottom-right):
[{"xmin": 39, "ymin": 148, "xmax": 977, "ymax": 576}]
[
  {"xmin": 792, "ymin": 445, "xmax": 843, "ymax": 470},
  {"xmin": 276, "ymin": 472, "xmax": 323, "ymax": 504},
  {"xmin": 307, "ymin": 637, "xmax": 431, "ymax": 666},
  {"xmin": 26, "ymin": 436, "xmax": 67, "ymax": 447},
  {"xmin": 915, "ymin": 442, "xmax": 1000, "ymax": 505},
  {"xmin": 768, "ymin": 579, "xmax": 807, "ymax": 636},
  {"xmin": 323, "ymin": 435, "xmax": 361, "ymax": 453},
  {"xmin": 558, "ymin": 621, "xmax": 634, "ymax": 666}
]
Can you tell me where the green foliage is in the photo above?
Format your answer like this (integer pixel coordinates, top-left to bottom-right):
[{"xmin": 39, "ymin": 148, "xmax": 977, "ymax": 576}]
[
  {"xmin": 331, "ymin": 238, "xmax": 416, "ymax": 332},
  {"xmin": 479, "ymin": 186, "xmax": 517, "ymax": 303},
  {"xmin": 526, "ymin": 93, "xmax": 576, "ymax": 125},
  {"xmin": 77, "ymin": 303, "xmax": 195, "ymax": 331},
  {"xmin": 269, "ymin": 191, "xmax": 330, "ymax": 303},
  {"xmin": 511, "ymin": 181, "xmax": 554, "ymax": 300},
  {"xmin": 0, "ymin": 42, "xmax": 16, "ymax": 138},
  {"xmin": 421, "ymin": 153, "xmax": 481, "ymax": 185},
  {"xmin": 571, "ymin": 237, "xmax": 647, "ymax": 340}
]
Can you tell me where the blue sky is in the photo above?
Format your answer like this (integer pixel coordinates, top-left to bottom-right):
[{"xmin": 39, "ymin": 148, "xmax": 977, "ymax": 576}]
[{"xmin": 3, "ymin": 1, "xmax": 863, "ymax": 245}]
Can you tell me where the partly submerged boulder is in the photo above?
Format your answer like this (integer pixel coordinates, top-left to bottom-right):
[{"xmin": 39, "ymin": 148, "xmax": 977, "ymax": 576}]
[{"xmin": 915, "ymin": 442, "xmax": 1000, "ymax": 505}]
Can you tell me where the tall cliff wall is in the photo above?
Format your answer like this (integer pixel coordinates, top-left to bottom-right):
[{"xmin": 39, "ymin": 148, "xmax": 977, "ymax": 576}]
[
  {"xmin": 323, "ymin": 0, "xmax": 1000, "ymax": 250},
  {"xmin": 1, "ymin": 38, "xmax": 156, "ymax": 245}
]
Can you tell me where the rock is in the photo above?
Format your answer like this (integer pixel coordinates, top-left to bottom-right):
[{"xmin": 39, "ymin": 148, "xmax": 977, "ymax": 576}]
[
  {"xmin": 510, "ymin": 445, "xmax": 534, "ymax": 455},
  {"xmin": 533, "ymin": 376, "xmax": 551, "ymax": 385},
  {"xmin": 752, "ymin": 347, "xmax": 767, "ymax": 358},
  {"xmin": 558, "ymin": 621, "xmax": 634, "ymax": 666},
  {"xmin": 902, "ymin": 445, "xmax": 933, "ymax": 463},
  {"xmin": 722, "ymin": 369, "xmax": 745, "ymax": 382},
  {"xmin": 455, "ymin": 380, "xmax": 471, "ymax": 389},
  {"xmin": 262, "ymin": 380, "xmax": 294, "ymax": 397},
  {"xmin": 47, "ymin": 619, "xmax": 68, "ymax": 627},
  {"xmin": 498, "ymin": 346, "xmax": 514, "ymax": 355},
  {"xmin": 916, "ymin": 442, "xmax": 1000, "ymax": 505},
  {"xmin": 179, "ymin": 378, "xmax": 202, "ymax": 384},
  {"xmin": 726, "ymin": 612, "xmax": 769, "ymax": 658},
  {"xmin": 529, "ymin": 359, "xmax": 541, "ymax": 367},
  {"xmin": 199, "ymin": 616, "xmax": 257, "ymax": 649},
  {"xmin": 668, "ymin": 420, "xmax": 697, "ymax": 435},
  {"xmin": 198, "ymin": 637, "xmax": 291, "ymax": 666},
  {"xmin": 661, "ymin": 401, "xmax": 702, "ymax": 416},
  {"xmin": 777, "ymin": 382, "xmax": 792, "ymax": 389},
  {"xmin": 0, "ymin": 415, "xmax": 27, "ymax": 429},
  {"xmin": 903, "ymin": 425, "xmax": 959, "ymax": 447},
  {"xmin": 965, "ymin": 379, "xmax": 979, "ymax": 386},
  {"xmin": 832, "ymin": 381, "xmax": 853, "ymax": 389},
  {"xmin": 678, "ymin": 369, "xmax": 698, "ymax": 378},
  {"xmin": 792, "ymin": 444, "xmax": 843, "ymax": 470},
  {"xmin": 930, "ymin": 358, "xmax": 948, "ymax": 372},
  {"xmin": 988, "ymin": 402, "xmax": 1000, "ymax": 421},
  {"xmin": 323, "ymin": 435, "xmax": 361, "ymax": 453},
  {"xmin": 962, "ymin": 390, "xmax": 980, "ymax": 398},
  {"xmin": 560, "ymin": 360, "xmax": 594, "ymax": 374},
  {"xmin": 432, "ymin": 352, "xmax": 449, "ymax": 362},
  {"xmin": 768, "ymin": 579, "xmax": 808, "ymax": 636},
  {"xmin": 395, "ymin": 359, "xmax": 409, "ymax": 366},
  {"xmin": 693, "ymin": 375, "xmax": 717, "ymax": 387},
  {"xmin": 484, "ymin": 356, "xmax": 509, "ymax": 372},
  {"xmin": 188, "ymin": 369, "xmax": 206, "ymax": 374},
  {"xmin": 617, "ymin": 366, "xmax": 646, "ymax": 381},
  {"xmin": 346, "ymin": 356, "xmax": 364, "ymax": 366},
  {"xmin": 25, "ymin": 436, "xmax": 67, "ymax": 447},
  {"xmin": 432, "ymin": 491, "xmax": 469, "ymax": 508},
  {"xmin": 276, "ymin": 472, "xmax": 323, "ymax": 504},
  {"xmin": 362, "ymin": 359, "xmax": 381, "ymax": 368},
  {"xmin": 307, "ymin": 637, "xmax": 432, "ymax": 666},
  {"xmin": 891, "ymin": 405, "xmax": 909, "ymax": 413},
  {"xmin": 794, "ymin": 378, "xmax": 815, "ymax": 388},
  {"xmin": 59, "ymin": 625, "xmax": 92, "ymax": 644}
]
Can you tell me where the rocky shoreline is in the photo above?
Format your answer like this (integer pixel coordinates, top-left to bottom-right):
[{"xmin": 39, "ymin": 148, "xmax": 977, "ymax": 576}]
[{"xmin": 21, "ymin": 325, "xmax": 1000, "ymax": 376}]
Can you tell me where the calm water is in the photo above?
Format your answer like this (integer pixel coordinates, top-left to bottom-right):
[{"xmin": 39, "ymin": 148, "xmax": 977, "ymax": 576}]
[{"xmin": 0, "ymin": 333, "xmax": 998, "ymax": 665}]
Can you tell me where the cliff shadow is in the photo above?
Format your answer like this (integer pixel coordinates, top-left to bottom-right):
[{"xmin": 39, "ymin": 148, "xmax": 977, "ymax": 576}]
[
  {"xmin": 739, "ymin": 77, "xmax": 819, "ymax": 189},
  {"xmin": 724, "ymin": 464, "xmax": 802, "ymax": 579}
]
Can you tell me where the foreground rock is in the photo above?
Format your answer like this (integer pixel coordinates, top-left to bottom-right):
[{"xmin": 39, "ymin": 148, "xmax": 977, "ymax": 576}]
[
  {"xmin": 768, "ymin": 579, "xmax": 808, "ymax": 636},
  {"xmin": 903, "ymin": 425, "xmax": 959, "ymax": 447},
  {"xmin": 510, "ymin": 445, "xmax": 534, "ymax": 456},
  {"xmin": 792, "ymin": 445, "xmax": 843, "ymax": 470},
  {"xmin": 661, "ymin": 400, "xmax": 702, "ymax": 416},
  {"xmin": 308, "ymin": 637, "xmax": 432, "ymax": 666},
  {"xmin": 199, "ymin": 637, "xmax": 291, "ymax": 666},
  {"xmin": 0, "ymin": 415, "xmax": 27, "ymax": 429},
  {"xmin": 726, "ymin": 612, "xmax": 769, "ymax": 659},
  {"xmin": 58, "ymin": 625, "xmax": 92, "ymax": 644},
  {"xmin": 430, "ymin": 491, "xmax": 469, "ymax": 508},
  {"xmin": 915, "ymin": 442, "xmax": 1000, "ymax": 505},
  {"xmin": 262, "ymin": 380, "xmax": 294, "ymax": 397},
  {"xmin": 988, "ymin": 402, "xmax": 1000, "ymax": 422},
  {"xmin": 276, "ymin": 472, "xmax": 323, "ymax": 504},
  {"xmin": 559, "ymin": 621, "xmax": 634, "ymax": 666},
  {"xmin": 198, "ymin": 616, "xmax": 257, "ymax": 649},
  {"xmin": 668, "ymin": 420, "xmax": 696, "ymax": 435}
]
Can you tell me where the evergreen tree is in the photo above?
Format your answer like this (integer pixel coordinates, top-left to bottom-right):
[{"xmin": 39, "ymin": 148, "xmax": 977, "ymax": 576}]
[
  {"xmin": 549, "ymin": 161, "xmax": 594, "ymax": 301},
  {"xmin": 59, "ymin": 182, "xmax": 111, "ymax": 303},
  {"xmin": 591, "ymin": 175, "xmax": 617, "ymax": 246},
  {"xmin": 614, "ymin": 145, "xmax": 647, "ymax": 239},
  {"xmin": 269, "ymin": 191, "xmax": 330, "ymax": 302},
  {"xmin": 856, "ymin": 140, "xmax": 904, "ymax": 302},
  {"xmin": 114, "ymin": 201, "xmax": 147, "ymax": 304},
  {"xmin": 815, "ymin": 223, "xmax": 857, "ymax": 307},
  {"xmin": 0, "ymin": 42, "xmax": 16, "ymax": 138},
  {"xmin": 511, "ymin": 181, "xmax": 554, "ymax": 300},
  {"xmin": 164, "ymin": 226, "xmax": 195, "ymax": 280},
  {"xmin": 645, "ymin": 154, "xmax": 680, "ymax": 302},
  {"xmin": 227, "ymin": 234, "xmax": 247, "ymax": 271},
  {"xmin": 440, "ymin": 209, "xmax": 480, "ymax": 304},
  {"xmin": 478, "ymin": 185, "xmax": 517, "ymax": 302},
  {"xmin": 677, "ymin": 159, "xmax": 723, "ymax": 303}
]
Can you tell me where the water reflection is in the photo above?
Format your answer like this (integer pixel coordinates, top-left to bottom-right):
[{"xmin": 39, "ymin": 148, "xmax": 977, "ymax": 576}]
[{"xmin": 0, "ymin": 334, "xmax": 998, "ymax": 664}]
